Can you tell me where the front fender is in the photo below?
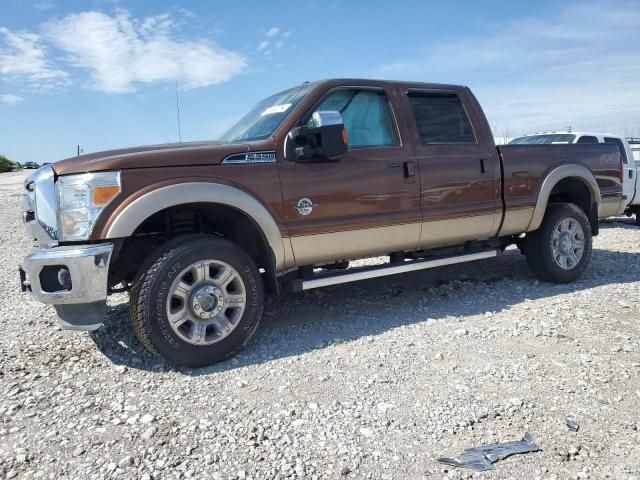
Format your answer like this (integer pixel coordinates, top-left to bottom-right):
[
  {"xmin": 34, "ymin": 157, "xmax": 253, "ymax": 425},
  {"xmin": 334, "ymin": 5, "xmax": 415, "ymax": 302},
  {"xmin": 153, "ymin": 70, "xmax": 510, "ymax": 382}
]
[{"xmin": 104, "ymin": 182, "xmax": 288, "ymax": 270}]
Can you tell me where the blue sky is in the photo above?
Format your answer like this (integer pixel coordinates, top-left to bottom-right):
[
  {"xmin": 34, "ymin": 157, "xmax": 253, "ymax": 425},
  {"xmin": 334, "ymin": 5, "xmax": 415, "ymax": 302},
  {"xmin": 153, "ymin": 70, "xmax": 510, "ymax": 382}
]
[{"xmin": 1, "ymin": 0, "xmax": 639, "ymax": 163}]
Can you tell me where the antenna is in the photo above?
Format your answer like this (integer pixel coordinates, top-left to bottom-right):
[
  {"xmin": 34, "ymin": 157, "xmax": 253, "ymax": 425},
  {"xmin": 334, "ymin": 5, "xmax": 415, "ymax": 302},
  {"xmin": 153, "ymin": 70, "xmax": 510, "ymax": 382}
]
[{"xmin": 175, "ymin": 80, "xmax": 182, "ymax": 143}]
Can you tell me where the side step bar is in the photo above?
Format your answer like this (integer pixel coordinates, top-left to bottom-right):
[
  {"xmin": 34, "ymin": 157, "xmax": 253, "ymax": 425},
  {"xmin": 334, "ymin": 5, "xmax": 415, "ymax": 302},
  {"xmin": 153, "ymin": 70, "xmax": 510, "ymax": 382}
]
[{"xmin": 291, "ymin": 249, "xmax": 500, "ymax": 292}]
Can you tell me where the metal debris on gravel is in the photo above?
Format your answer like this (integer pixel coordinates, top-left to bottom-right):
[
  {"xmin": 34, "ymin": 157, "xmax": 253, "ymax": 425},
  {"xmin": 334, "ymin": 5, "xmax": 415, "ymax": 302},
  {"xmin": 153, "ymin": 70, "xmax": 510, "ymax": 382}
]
[
  {"xmin": 437, "ymin": 432, "xmax": 542, "ymax": 471},
  {"xmin": 566, "ymin": 418, "xmax": 580, "ymax": 432}
]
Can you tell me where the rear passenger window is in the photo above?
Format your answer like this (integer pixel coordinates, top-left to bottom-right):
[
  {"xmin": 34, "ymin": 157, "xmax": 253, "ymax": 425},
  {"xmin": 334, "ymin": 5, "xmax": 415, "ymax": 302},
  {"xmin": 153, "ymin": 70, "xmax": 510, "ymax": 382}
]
[
  {"xmin": 577, "ymin": 136, "xmax": 598, "ymax": 144},
  {"xmin": 407, "ymin": 92, "xmax": 475, "ymax": 144},
  {"xmin": 604, "ymin": 137, "xmax": 628, "ymax": 164}
]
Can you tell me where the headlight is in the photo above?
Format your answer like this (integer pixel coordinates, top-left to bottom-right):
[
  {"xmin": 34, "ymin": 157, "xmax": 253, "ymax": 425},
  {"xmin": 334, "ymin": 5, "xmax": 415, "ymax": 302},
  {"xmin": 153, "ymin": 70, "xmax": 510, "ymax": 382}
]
[{"xmin": 56, "ymin": 171, "xmax": 121, "ymax": 241}]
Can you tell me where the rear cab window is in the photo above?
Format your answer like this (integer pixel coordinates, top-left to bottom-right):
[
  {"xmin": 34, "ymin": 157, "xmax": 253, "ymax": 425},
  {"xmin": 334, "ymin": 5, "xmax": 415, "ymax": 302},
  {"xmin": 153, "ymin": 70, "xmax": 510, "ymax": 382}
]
[{"xmin": 577, "ymin": 136, "xmax": 599, "ymax": 144}]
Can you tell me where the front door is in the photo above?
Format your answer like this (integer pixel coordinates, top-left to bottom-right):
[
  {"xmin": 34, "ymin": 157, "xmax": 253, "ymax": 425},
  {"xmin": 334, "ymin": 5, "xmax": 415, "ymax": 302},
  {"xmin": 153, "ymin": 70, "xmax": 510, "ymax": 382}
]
[{"xmin": 277, "ymin": 85, "xmax": 421, "ymax": 266}]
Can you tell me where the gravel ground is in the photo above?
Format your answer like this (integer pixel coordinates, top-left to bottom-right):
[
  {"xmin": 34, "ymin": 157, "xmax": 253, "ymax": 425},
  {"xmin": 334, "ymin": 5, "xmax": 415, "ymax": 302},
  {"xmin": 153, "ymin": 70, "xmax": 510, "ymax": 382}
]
[{"xmin": 1, "ymin": 170, "xmax": 639, "ymax": 480}]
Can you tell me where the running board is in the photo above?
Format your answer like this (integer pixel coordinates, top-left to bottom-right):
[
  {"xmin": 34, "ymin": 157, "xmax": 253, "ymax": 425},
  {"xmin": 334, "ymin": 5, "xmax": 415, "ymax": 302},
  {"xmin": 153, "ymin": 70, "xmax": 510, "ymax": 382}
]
[{"xmin": 291, "ymin": 249, "xmax": 500, "ymax": 292}]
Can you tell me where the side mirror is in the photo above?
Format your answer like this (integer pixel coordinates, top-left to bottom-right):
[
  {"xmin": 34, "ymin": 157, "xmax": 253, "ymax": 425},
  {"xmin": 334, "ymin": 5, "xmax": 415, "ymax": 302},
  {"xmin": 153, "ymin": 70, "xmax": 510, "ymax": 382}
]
[{"xmin": 285, "ymin": 110, "xmax": 348, "ymax": 161}]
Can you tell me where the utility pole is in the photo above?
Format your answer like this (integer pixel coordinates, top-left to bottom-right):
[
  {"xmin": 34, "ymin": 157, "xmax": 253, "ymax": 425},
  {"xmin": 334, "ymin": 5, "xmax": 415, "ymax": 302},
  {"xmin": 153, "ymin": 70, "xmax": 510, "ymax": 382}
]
[
  {"xmin": 175, "ymin": 81, "xmax": 182, "ymax": 143},
  {"xmin": 77, "ymin": 145, "xmax": 82, "ymax": 157}
]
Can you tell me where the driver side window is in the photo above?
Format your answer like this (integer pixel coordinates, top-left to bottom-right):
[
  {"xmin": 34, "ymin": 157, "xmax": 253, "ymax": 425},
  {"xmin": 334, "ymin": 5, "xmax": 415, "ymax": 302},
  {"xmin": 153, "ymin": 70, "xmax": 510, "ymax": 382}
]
[{"xmin": 310, "ymin": 88, "xmax": 399, "ymax": 148}]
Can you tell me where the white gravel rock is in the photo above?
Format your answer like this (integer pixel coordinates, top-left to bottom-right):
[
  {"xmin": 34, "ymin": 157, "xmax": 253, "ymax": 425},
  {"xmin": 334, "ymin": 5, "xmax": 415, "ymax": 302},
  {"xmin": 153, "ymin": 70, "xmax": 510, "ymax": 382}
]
[
  {"xmin": 141, "ymin": 426, "xmax": 157, "ymax": 440},
  {"xmin": 140, "ymin": 413, "xmax": 155, "ymax": 424},
  {"xmin": 1, "ymin": 170, "xmax": 639, "ymax": 479}
]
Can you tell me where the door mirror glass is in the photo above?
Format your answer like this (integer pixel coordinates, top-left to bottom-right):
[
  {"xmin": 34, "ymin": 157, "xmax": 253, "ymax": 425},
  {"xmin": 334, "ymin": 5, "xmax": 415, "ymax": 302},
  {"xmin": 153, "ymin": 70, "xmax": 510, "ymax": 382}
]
[{"xmin": 285, "ymin": 110, "xmax": 348, "ymax": 162}]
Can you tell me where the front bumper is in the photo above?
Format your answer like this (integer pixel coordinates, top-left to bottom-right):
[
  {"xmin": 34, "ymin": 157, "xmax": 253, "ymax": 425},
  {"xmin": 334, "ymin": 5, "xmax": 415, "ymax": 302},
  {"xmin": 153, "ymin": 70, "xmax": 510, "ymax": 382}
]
[{"xmin": 20, "ymin": 243, "xmax": 113, "ymax": 331}]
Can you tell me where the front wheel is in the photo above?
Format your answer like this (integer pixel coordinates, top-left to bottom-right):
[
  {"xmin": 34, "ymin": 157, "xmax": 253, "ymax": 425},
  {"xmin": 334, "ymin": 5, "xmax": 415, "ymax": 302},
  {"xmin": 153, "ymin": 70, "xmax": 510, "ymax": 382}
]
[
  {"xmin": 131, "ymin": 235, "xmax": 264, "ymax": 367},
  {"xmin": 524, "ymin": 203, "xmax": 592, "ymax": 283}
]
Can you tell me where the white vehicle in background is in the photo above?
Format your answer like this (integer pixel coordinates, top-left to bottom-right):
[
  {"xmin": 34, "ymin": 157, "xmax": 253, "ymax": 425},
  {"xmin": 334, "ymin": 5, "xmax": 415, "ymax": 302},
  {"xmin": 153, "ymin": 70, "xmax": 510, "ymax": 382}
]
[
  {"xmin": 628, "ymin": 137, "xmax": 640, "ymax": 163},
  {"xmin": 510, "ymin": 132, "xmax": 639, "ymax": 222}
]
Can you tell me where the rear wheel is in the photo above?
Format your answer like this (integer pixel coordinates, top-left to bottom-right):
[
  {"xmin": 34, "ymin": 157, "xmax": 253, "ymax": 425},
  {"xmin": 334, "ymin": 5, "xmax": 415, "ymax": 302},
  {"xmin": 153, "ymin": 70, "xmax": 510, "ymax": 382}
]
[
  {"xmin": 131, "ymin": 235, "xmax": 263, "ymax": 367},
  {"xmin": 635, "ymin": 211, "xmax": 640, "ymax": 226},
  {"xmin": 524, "ymin": 203, "xmax": 592, "ymax": 283}
]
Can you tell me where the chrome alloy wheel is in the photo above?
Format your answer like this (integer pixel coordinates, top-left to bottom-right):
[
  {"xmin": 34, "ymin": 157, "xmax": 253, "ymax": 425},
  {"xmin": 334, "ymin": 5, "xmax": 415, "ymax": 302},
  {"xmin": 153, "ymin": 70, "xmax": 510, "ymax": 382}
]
[
  {"xmin": 551, "ymin": 217, "xmax": 585, "ymax": 270},
  {"xmin": 165, "ymin": 260, "xmax": 246, "ymax": 345}
]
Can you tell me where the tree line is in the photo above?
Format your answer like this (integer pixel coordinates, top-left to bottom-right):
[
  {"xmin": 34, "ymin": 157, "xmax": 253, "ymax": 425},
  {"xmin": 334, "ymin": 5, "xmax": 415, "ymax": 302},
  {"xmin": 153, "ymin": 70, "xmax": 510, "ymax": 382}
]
[{"xmin": 0, "ymin": 154, "xmax": 16, "ymax": 173}]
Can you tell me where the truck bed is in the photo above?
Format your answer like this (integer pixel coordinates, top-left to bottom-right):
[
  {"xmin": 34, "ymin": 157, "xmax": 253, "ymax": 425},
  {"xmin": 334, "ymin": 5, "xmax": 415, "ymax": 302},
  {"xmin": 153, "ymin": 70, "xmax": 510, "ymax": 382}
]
[{"xmin": 497, "ymin": 143, "xmax": 623, "ymax": 235}]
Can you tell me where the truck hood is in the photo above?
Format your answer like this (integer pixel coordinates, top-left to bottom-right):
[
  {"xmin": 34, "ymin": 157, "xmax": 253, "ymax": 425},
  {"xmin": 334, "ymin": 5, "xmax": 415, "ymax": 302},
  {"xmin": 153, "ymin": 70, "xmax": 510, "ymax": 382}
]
[{"xmin": 52, "ymin": 140, "xmax": 258, "ymax": 176}]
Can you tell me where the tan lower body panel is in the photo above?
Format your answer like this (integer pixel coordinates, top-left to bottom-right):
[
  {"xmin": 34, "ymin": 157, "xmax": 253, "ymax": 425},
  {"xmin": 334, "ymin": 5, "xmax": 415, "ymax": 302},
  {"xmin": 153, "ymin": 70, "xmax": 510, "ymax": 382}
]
[
  {"xmin": 502, "ymin": 207, "xmax": 535, "ymax": 236},
  {"xmin": 290, "ymin": 223, "xmax": 420, "ymax": 266},
  {"xmin": 417, "ymin": 213, "xmax": 500, "ymax": 249},
  {"xmin": 600, "ymin": 194, "xmax": 624, "ymax": 217},
  {"xmin": 290, "ymin": 213, "xmax": 501, "ymax": 267},
  {"xmin": 282, "ymin": 237, "xmax": 296, "ymax": 270}
]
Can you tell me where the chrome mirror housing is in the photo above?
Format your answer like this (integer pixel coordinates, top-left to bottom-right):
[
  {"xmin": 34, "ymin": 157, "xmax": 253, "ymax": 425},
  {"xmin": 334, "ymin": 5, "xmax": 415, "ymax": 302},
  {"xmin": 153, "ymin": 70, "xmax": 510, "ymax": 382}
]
[{"xmin": 311, "ymin": 110, "xmax": 344, "ymax": 127}]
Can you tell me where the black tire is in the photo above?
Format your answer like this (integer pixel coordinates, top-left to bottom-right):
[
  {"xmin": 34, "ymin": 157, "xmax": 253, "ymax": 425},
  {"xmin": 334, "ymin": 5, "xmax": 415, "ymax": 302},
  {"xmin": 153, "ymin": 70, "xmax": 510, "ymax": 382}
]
[
  {"xmin": 635, "ymin": 212, "xmax": 640, "ymax": 226},
  {"xmin": 524, "ymin": 203, "xmax": 592, "ymax": 283},
  {"xmin": 131, "ymin": 235, "xmax": 264, "ymax": 367},
  {"xmin": 129, "ymin": 235, "xmax": 198, "ymax": 352}
]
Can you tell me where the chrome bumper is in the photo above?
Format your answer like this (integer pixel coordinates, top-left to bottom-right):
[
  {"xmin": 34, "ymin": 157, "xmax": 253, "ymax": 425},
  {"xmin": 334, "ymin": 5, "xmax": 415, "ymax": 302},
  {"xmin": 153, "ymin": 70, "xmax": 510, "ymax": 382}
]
[{"xmin": 20, "ymin": 243, "xmax": 113, "ymax": 330}]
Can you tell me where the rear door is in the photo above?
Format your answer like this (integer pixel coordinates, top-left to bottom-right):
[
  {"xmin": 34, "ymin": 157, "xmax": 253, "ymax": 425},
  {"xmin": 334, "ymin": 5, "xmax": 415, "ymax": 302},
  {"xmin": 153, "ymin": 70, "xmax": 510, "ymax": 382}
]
[
  {"xmin": 277, "ymin": 85, "xmax": 422, "ymax": 266},
  {"xmin": 401, "ymin": 87, "xmax": 501, "ymax": 248}
]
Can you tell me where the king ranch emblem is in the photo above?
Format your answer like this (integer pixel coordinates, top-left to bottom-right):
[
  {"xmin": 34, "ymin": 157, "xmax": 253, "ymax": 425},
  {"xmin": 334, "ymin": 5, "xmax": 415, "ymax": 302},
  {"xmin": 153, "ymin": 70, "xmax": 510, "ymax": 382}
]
[{"xmin": 295, "ymin": 198, "xmax": 317, "ymax": 216}]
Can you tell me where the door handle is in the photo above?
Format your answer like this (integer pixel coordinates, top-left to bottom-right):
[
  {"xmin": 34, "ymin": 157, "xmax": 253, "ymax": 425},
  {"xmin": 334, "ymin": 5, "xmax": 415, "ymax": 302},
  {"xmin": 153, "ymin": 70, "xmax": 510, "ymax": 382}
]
[
  {"xmin": 480, "ymin": 158, "xmax": 490, "ymax": 176},
  {"xmin": 403, "ymin": 161, "xmax": 416, "ymax": 178},
  {"xmin": 402, "ymin": 161, "xmax": 416, "ymax": 184}
]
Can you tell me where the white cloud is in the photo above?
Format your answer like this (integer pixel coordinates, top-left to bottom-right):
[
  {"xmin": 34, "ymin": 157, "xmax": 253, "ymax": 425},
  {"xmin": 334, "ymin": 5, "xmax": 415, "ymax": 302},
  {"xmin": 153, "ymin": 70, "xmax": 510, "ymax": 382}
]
[
  {"xmin": 265, "ymin": 27, "xmax": 280, "ymax": 37},
  {"xmin": 377, "ymin": 0, "xmax": 640, "ymax": 135},
  {"xmin": 33, "ymin": 1, "xmax": 54, "ymax": 10},
  {"xmin": 44, "ymin": 10, "xmax": 246, "ymax": 93},
  {"xmin": 0, "ymin": 94, "xmax": 24, "ymax": 104},
  {"xmin": 0, "ymin": 27, "xmax": 67, "ymax": 87},
  {"xmin": 259, "ymin": 27, "xmax": 291, "ymax": 55}
]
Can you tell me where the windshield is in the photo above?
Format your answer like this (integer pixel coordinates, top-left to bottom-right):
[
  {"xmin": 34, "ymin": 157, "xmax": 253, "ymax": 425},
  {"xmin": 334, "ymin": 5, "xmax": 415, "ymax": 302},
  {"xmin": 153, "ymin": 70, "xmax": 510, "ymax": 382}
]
[
  {"xmin": 219, "ymin": 84, "xmax": 314, "ymax": 142},
  {"xmin": 509, "ymin": 134, "xmax": 576, "ymax": 145}
]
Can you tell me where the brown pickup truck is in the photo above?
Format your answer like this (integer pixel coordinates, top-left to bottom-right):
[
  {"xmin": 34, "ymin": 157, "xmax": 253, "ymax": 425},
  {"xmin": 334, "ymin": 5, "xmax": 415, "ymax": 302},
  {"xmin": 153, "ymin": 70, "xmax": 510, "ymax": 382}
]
[{"xmin": 20, "ymin": 78, "xmax": 624, "ymax": 367}]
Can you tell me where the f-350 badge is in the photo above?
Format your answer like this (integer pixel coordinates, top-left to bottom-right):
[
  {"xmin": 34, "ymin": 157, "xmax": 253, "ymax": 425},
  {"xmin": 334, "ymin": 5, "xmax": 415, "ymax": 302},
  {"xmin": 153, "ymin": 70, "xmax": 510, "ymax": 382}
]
[{"xmin": 295, "ymin": 197, "xmax": 317, "ymax": 216}]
